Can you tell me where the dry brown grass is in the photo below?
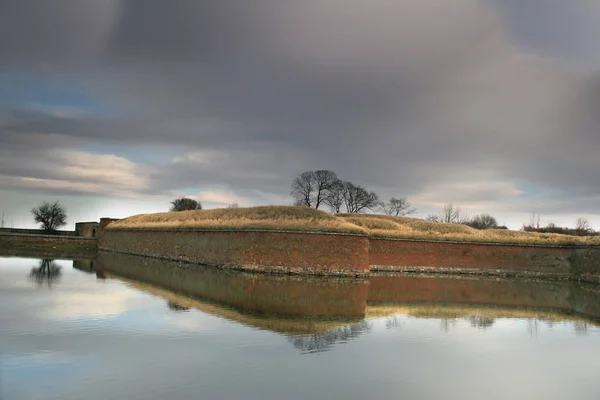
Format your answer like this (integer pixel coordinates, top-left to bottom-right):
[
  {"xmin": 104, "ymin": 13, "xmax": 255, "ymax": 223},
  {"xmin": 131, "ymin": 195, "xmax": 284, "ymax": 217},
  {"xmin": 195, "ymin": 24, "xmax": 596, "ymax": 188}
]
[
  {"xmin": 337, "ymin": 213, "xmax": 600, "ymax": 246},
  {"xmin": 108, "ymin": 206, "xmax": 600, "ymax": 246},
  {"xmin": 108, "ymin": 206, "xmax": 367, "ymax": 235}
]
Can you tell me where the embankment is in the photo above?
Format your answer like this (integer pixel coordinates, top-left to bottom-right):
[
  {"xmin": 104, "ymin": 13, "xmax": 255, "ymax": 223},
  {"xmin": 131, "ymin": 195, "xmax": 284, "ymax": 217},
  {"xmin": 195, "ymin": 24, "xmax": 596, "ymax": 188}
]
[{"xmin": 0, "ymin": 232, "xmax": 97, "ymax": 259}]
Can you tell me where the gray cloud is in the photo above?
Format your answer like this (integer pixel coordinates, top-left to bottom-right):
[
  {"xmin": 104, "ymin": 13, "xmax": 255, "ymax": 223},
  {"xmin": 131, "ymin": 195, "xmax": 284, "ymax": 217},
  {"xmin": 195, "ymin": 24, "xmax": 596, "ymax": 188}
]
[{"xmin": 1, "ymin": 0, "xmax": 600, "ymax": 224}]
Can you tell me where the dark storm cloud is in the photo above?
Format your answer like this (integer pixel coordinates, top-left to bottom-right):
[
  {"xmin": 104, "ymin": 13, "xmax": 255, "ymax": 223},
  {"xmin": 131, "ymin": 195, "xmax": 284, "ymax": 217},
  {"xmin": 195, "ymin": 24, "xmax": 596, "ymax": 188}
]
[{"xmin": 1, "ymin": 0, "xmax": 600, "ymax": 217}]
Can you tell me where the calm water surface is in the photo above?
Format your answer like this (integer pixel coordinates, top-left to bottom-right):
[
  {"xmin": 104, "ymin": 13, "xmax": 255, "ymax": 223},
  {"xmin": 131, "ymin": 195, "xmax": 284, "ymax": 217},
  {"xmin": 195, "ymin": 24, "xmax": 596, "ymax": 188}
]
[{"xmin": 1, "ymin": 254, "xmax": 600, "ymax": 400}]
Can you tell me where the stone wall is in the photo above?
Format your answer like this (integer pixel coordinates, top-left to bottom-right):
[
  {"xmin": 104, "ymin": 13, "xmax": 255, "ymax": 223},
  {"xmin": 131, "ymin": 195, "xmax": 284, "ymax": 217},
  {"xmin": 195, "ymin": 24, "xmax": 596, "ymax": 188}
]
[
  {"xmin": 100, "ymin": 229, "xmax": 370, "ymax": 276},
  {"xmin": 0, "ymin": 232, "xmax": 97, "ymax": 258},
  {"xmin": 75, "ymin": 222, "xmax": 99, "ymax": 237},
  {"xmin": 0, "ymin": 227, "xmax": 76, "ymax": 236}
]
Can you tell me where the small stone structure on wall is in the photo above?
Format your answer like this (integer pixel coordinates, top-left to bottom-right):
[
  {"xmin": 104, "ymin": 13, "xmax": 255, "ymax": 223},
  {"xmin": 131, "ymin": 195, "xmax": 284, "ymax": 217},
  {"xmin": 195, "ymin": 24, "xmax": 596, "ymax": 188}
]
[{"xmin": 75, "ymin": 222, "xmax": 99, "ymax": 238}]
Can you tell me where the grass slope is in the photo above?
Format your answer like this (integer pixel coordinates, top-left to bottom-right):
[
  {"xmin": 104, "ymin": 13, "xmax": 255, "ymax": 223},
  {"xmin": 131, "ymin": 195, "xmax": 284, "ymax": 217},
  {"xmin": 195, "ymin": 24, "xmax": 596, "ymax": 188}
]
[
  {"xmin": 337, "ymin": 213, "xmax": 600, "ymax": 246},
  {"xmin": 108, "ymin": 206, "xmax": 600, "ymax": 246},
  {"xmin": 108, "ymin": 206, "xmax": 367, "ymax": 235}
]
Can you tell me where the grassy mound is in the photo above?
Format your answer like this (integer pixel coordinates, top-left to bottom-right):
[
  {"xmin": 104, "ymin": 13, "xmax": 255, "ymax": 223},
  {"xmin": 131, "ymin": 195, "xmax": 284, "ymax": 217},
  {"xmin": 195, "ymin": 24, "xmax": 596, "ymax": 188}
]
[
  {"xmin": 107, "ymin": 206, "xmax": 367, "ymax": 235},
  {"xmin": 108, "ymin": 206, "xmax": 599, "ymax": 246},
  {"xmin": 337, "ymin": 214, "xmax": 600, "ymax": 246}
]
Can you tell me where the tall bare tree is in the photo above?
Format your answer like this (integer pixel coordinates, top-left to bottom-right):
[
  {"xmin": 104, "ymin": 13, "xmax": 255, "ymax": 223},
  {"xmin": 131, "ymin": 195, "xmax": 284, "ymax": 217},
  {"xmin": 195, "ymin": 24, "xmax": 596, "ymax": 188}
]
[
  {"xmin": 529, "ymin": 212, "xmax": 541, "ymax": 230},
  {"xmin": 31, "ymin": 201, "xmax": 67, "ymax": 231},
  {"xmin": 313, "ymin": 170, "xmax": 339, "ymax": 209},
  {"xmin": 575, "ymin": 217, "xmax": 591, "ymax": 234},
  {"xmin": 427, "ymin": 204, "xmax": 469, "ymax": 224},
  {"xmin": 290, "ymin": 170, "xmax": 338, "ymax": 209},
  {"xmin": 290, "ymin": 171, "xmax": 315, "ymax": 207},
  {"xmin": 381, "ymin": 197, "xmax": 417, "ymax": 217},
  {"xmin": 324, "ymin": 179, "xmax": 345, "ymax": 213},
  {"xmin": 441, "ymin": 203, "xmax": 469, "ymax": 224},
  {"xmin": 343, "ymin": 182, "xmax": 380, "ymax": 213}
]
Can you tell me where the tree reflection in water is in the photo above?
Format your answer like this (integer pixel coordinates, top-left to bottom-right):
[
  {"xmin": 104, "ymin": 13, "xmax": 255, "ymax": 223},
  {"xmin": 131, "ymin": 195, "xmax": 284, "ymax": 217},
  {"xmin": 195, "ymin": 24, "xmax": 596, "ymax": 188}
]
[
  {"xmin": 29, "ymin": 259, "xmax": 62, "ymax": 288},
  {"xmin": 288, "ymin": 320, "xmax": 371, "ymax": 353},
  {"xmin": 167, "ymin": 301, "xmax": 191, "ymax": 312},
  {"xmin": 469, "ymin": 315, "xmax": 495, "ymax": 330},
  {"xmin": 574, "ymin": 321, "xmax": 589, "ymax": 336}
]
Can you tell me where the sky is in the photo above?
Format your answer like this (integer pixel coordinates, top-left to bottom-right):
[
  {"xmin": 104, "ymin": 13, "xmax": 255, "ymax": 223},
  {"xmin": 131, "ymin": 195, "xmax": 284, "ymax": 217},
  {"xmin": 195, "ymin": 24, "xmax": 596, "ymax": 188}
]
[{"xmin": 1, "ymin": 1, "xmax": 599, "ymax": 230}]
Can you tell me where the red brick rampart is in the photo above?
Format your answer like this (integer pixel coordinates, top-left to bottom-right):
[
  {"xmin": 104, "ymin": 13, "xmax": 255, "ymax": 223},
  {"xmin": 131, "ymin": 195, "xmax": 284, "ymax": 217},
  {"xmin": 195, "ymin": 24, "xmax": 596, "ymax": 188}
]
[
  {"xmin": 100, "ymin": 229, "xmax": 370, "ymax": 276},
  {"xmin": 98, "ymin": 226, "xmax": 600, "ymax": 279},
  {"xmin": 369, "ymin": 238, "xmax": 600, "ymax": 279}
]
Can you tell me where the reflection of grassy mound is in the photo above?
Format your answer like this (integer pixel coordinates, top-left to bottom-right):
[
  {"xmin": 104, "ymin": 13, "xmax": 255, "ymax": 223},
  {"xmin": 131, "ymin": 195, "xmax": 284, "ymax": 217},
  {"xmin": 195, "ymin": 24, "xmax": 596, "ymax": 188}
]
[
  {"xmin": 109, "ymin": 206, "xmax": 366, "ymax": 234},
  {"xmin": 338, "ymin": 214, "xmax": 600, "ymax": 246},
  {"xmin": 366, "ymin": 304, "xmax": 600, "ymax": 327},
  {"xmin": 108, "ymin": 205, "xmax": 599, "ymax": 246}
]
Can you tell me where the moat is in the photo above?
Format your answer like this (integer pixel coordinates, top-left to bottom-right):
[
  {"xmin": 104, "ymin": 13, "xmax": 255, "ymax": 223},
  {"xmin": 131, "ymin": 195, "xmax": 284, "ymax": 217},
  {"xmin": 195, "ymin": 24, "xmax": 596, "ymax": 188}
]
[{"xmin": 2, "ymin": 253, "xmax": 600, "ymax": 399}]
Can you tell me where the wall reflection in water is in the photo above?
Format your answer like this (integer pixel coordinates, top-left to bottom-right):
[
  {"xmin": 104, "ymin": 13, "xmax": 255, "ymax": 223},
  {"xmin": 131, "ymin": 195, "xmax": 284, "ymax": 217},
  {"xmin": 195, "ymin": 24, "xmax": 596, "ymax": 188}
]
[{"xmin": 69, "ymin": 252, "xmax": 600, "ymax": 352}]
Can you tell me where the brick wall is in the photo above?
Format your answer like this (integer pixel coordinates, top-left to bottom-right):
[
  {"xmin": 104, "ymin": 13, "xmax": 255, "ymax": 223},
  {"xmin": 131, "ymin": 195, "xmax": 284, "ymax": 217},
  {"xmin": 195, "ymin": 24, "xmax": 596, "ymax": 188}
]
[
  {"xmin": 369, "ymin": 238, "xmax": 600, "ymax": 279},
  {"xmin": 100, "ymin": 229, "xmax": 370, "ymax": 276},
  {"xmin": 99, "ymin": 228, "xmax": 600, "ymax": 279}
]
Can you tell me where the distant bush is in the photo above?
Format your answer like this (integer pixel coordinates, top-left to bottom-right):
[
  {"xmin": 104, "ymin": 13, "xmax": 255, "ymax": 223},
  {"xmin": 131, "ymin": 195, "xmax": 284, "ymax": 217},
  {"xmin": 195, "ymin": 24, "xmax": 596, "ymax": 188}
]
[
  {"xmin": 522, "ymin": 224, "xmax": 597, "ymax": 237},
  {"xmin": 170, "ymin": 197, "xmax": 202, "ymax": 212},
  {"xmin": 465, "ymin": 214, "xmax": 498, "ymax": 230}
]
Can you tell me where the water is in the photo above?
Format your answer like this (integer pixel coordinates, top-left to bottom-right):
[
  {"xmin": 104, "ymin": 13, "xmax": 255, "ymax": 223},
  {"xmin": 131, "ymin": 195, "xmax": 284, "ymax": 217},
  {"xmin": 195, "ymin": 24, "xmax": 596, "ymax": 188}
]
[{"xmin": 1, "ymin": 253, "xmax": 600, "ymax": 400}]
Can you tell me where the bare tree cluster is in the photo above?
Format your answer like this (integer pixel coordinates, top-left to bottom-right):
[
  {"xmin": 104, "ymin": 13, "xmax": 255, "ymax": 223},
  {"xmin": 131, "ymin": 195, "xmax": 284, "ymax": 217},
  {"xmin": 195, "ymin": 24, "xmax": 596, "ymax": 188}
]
[
  {"xmin": 522, "ymin": 214, "xmax": 596, "ymax": 236},
  {"xmin": 170, "ymin": 197, "xmax": 202, "ymax": 212},
  {"xmin": 380, "ymin": 197, "xmax": 417, "ymax": 217},
  {"xmin": 290, "ymin": 170, "xmax": 383, "ymax": 214},
  {"xmin": 426, "ymin": 205, "xmax": 506, "ymax": 229},
  {"xmin": 426, "ymin": 204, "xmax": 470, "ymax": 224},
  {"xmin": 575, "ymin": 217, "xmax": 591, "ymax": 234},
  {"xmin": 31, "ymin": 201, "xmax": 67, "ymax": 232}
]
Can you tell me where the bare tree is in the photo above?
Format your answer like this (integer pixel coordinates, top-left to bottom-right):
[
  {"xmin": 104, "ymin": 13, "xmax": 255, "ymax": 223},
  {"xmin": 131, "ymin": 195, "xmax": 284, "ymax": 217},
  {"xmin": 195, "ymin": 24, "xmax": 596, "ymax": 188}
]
[
  {"xmin": 227, "ymin": 202, "xmax": 239, "ymax": 208},
  {"xmin": 313, "ymin": 170, "xmax": 339, "ymax": 209},
  {"xmin": 31, "ymin": 201, "xmax": 67, "ymax": 231},
  {"xmin": 290, "ymin": 170, "xmax": 338, "ymax": 209},
  {"xmin": 575, "ymin": 217, "xmax": 591, "ymax": 234},
  {"xmin": 324, "ymin": 179, "xmax": 345, "ymax": 213},
  {"xmin": 467, "ymin": 214, "xmax": 498, "ymax": 230},
  {"xmin": 440, "ymin": 203, "xmax": 469, "ymax": 224},
  {"xmin": 343, "ymin": 182, "xmax": 380, "ymax": 213},
  {"xmin": 529, "ymin": 212, "xmax": 541, "ymax": 230},
  {"xmin": 170, "ymin": 197, "xmax": 201, "ymax": 211},
  {"xmin": 381, "ymin": 197, "xmax": 417, "ymax": 217},
  {"xmin": 291, "ymin": 171, "xmax": 315, "ymax": 207}
]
